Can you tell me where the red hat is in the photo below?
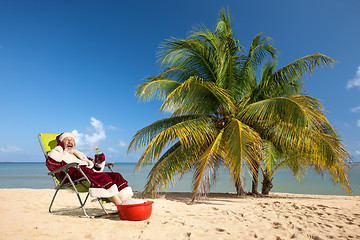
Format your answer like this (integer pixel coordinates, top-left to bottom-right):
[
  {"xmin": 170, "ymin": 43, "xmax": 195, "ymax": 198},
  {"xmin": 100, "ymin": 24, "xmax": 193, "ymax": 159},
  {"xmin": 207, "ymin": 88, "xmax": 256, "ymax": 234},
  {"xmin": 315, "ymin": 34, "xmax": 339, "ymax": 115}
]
[{"xmin": 57, "ymin": 132, "xmax": 75, "ymax": 143}]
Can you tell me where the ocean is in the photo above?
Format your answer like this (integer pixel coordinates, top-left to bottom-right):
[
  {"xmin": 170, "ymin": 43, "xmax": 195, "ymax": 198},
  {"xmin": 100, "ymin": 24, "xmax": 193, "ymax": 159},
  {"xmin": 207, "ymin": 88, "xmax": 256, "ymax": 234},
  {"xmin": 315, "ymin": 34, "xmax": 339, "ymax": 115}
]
[{"xmin": 0, "ymin": 162, "xmax": 359, "ymax": 196}]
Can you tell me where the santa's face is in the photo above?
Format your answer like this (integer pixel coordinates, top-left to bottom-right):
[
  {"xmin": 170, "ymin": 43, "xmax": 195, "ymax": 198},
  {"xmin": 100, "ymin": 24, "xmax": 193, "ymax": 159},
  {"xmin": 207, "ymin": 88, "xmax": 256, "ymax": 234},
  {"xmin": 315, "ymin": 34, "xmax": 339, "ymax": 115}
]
[{"xmin": 62, "ymin": 137, "xmax": 75, "ymax": 152}]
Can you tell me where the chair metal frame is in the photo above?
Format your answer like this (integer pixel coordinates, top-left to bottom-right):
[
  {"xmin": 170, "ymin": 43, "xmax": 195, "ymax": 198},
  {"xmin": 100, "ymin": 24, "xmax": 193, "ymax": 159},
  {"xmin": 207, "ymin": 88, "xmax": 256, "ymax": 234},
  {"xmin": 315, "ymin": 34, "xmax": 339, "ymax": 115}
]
[{"xmin": 38, "ymin": 133, "xmax": 114, "ymax": 218}]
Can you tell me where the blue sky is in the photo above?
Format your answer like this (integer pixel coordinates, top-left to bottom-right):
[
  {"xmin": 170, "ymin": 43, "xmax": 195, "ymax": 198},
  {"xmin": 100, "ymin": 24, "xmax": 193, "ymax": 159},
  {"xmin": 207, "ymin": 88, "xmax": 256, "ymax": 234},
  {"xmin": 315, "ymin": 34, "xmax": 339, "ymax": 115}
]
[{"xmin": 0, "ymin": 0, "xmax": 359, "ymax": 163}]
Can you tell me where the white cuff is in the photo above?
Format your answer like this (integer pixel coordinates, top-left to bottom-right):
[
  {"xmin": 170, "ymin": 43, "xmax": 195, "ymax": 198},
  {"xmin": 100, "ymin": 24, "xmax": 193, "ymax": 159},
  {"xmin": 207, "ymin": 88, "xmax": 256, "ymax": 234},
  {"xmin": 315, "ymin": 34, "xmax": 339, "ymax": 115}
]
[
  {"xmin": 89, "ymin": 184, "xmax": 119, "ymax": 198},
  {"xmin": 93, "ymin": 161, "xmax": 105, "ymax": 172}
]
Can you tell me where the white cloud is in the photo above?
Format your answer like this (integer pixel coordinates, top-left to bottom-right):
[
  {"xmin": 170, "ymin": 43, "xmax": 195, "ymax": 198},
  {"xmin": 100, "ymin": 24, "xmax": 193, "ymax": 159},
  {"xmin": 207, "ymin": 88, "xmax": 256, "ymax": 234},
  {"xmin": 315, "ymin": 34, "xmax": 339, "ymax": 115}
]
[
  {"xmin": 351, "ymin": 106, "xmax": 360, "ymax": 112},
  {"xmin": 0, "ymin": 146, "xmax": 22, "ymax": 153},
  {"xmin": 107, "ymin": 147, "xmax": 119, "ymax": 153},
  {"xmin": 346, "ymin": 66, "xmax": 360, "ymax": 89},
  {"xmin": 72, "ymin": 117, "xmax": 106, "ymax": 151},
  {"xmin": 119, "ymin": 140, "xmax": 128, "ymax": 148},
  {"xmin": 355, "ymin": 150, "xmax": 360, "ymax": 155},
  {"xmin": 107, "ymin": 125, "xmax": 119, "ymax": 131},
  {"xmin": 357, "ymin": 119, "xmax": 360, "ymax": 127}
]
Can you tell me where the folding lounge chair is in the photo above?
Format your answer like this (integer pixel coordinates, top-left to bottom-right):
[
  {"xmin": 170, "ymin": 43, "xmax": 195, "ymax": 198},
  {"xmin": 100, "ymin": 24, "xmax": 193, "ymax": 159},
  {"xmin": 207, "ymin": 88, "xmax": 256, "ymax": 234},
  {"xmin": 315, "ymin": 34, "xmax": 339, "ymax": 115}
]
[{"xmin": 38, "ymin": 133, "xmax": 115, "ymax": 218}]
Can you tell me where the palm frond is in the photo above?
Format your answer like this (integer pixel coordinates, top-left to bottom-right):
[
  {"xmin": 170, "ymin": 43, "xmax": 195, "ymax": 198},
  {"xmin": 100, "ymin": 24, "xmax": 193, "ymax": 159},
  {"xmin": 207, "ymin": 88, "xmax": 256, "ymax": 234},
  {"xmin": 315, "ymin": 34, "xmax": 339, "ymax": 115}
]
[
  {"xmin": 158, "ymin": 38, "xmax": 218, "ymax": 82},
  {"xmin": 160, "ymin": 76, "xmax": 236, "ymax": 115},
  {"xmin": 262, "ymin": 141, "xmax": 283, "ymax": 174},
  {"xmin": 191, "ymin": 132, "xmax": 223, "ymax": 202},
  {"xmin": 221, "ymin": 118, "xmax": 262, "ymax": 184},
  {"xmin": 281, "ymin": 156, "xmax": 310, "ymax": 181},
  {"xmin": 272, "ymin": 54, "xmax": 336, "ymax": 89},
  {"xmin": 189, "ymin": 24, "xmax": 221, "ymax": 52},
  {"xmin": 128, "ymin": 115, "xmax": 200, "ymax": 154},
  {"xmin": 234, "ymin": 33, "xmax": 278, "ymax": 100},
  {"xmin": 135, "ymin": 78, "xmax": 180, "ymax": 102},
  {"xmin": 142, "ymin": 141, "xmax": 194, "ymax": 196},
  {"xmin": 132, "ymin": 116, "xmax": 216, "ymax": 170},
  {"xmin": 239, "ymin": 95, "xmax": 334, "ymax": 138}
]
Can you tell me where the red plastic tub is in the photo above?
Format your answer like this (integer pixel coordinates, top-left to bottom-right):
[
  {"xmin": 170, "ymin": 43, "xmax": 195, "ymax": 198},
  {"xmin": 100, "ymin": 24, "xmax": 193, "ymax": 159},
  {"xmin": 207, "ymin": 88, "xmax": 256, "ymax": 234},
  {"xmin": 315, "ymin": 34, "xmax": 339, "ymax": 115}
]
[{"xmin": 116, "ymin": 201, "xmax": 154, "ymax": 221}]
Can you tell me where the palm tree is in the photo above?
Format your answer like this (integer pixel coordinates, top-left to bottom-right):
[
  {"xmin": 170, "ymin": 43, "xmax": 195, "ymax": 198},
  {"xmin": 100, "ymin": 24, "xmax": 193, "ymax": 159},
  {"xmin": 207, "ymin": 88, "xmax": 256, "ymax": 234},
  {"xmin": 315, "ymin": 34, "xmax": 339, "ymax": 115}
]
[
  {"xmin": 128, "ymin": 9, "xmax": 352, "ymax": 201},
  {"xmin": 242, "ymin": 59, "xmax": 352, "ymax": 195}
]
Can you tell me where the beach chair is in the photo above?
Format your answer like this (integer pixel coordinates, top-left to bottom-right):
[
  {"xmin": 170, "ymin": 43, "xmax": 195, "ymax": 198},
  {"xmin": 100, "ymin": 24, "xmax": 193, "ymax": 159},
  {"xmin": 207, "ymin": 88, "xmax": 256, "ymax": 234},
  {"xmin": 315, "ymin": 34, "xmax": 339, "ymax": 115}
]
[{"xmin": 38, "ymin": 133, "xmax": 115, "ymax": 218}]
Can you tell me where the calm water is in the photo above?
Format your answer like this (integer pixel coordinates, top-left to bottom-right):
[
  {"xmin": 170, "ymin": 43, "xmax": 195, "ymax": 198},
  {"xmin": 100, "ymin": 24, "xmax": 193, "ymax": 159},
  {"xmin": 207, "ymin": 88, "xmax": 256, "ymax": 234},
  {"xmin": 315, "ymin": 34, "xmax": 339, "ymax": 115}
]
[{"xmin": 0, "ymin": 162, "xmax": 359, "ymax": 196}]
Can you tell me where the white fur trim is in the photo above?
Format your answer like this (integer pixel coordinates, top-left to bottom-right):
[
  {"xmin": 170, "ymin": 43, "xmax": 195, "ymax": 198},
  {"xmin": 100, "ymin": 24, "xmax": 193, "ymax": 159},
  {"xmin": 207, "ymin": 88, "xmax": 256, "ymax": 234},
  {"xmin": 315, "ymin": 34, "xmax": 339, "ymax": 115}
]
[
  {"xmin": 59, "ymin": 132, "xmax": 75, "ymax": 142},
  {"xmin": 93, "ymin": 161, "xmax": 105, "ymax": 172},
  {"xmin": 89, "ymin": 184, "xmax": 119, "ymax": 198},
  {"xmin": 71, "ymin": 149, "xmax": 93, "ymax": 168},
  {"xmin": 72, "ymin": 149, "xmax": 87, "ymax": 160},
  {"xmin": 118, "ymin": 187, "xmax": 133, "ymax": 201},
  {"xmin": 85, "ymin": 159, "xmax": 94, "ymax": 169},
  {"xmin": 48, "ymin": 149, "xmax": 88, "ymax": 167},
  {"xmin": 48, "ymin": 146, "xmax": 64, "ymax": 162}
]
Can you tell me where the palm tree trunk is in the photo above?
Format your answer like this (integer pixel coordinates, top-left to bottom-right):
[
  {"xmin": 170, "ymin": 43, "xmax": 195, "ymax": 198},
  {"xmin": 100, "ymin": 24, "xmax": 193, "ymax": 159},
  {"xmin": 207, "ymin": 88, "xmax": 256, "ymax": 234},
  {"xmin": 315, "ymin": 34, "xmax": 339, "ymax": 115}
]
[
  {"xmin": 261, "ymin": 172, "xmax": 273, "ymax": 195},
  {"xmin": 235, "ymin": 178, "xmax": 245, "ymax": 196}
]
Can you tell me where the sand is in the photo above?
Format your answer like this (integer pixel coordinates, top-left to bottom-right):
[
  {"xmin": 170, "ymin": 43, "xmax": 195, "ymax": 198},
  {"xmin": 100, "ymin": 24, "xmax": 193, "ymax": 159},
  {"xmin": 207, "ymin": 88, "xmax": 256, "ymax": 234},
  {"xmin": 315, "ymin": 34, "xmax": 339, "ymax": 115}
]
[{"xmin": 0, "ymin": 189, "xmax": 359, "ymax": 240}]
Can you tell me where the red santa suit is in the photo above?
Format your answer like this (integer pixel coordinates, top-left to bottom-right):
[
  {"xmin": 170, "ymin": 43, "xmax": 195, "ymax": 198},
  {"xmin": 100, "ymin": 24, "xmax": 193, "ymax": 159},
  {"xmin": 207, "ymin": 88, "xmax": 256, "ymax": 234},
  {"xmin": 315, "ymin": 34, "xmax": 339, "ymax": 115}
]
[{"xmin": 46, "ymin": 132, "xmax": 133, "ymax": 202}]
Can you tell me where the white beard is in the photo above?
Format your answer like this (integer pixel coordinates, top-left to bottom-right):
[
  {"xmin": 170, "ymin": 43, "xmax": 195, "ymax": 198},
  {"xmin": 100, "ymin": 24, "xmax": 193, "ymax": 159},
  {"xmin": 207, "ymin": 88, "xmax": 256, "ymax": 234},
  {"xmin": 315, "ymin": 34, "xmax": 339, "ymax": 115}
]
[{"xmin": 65, "ymin": 148, "xmax": 74, "ymax": 154}]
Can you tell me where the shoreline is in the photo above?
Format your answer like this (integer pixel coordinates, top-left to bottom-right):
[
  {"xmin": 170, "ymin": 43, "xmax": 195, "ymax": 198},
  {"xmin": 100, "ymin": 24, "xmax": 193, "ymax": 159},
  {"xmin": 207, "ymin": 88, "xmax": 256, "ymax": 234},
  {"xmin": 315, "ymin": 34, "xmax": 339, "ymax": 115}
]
[
  {"xmin": 2, "ymin": 162, "xmax": 359, "ymax": 197},
  {"xmin": 0, "ymin": 189, "xmax": 359, "ymax": 239}
]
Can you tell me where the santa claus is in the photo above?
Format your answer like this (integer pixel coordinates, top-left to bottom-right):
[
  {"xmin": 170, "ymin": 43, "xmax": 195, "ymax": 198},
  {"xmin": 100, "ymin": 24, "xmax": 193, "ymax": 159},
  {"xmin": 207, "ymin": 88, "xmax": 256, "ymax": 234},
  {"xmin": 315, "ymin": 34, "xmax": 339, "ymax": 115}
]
[{"xmin": 46, "ymin": 132, "xmax": 133, "ymax": 205}]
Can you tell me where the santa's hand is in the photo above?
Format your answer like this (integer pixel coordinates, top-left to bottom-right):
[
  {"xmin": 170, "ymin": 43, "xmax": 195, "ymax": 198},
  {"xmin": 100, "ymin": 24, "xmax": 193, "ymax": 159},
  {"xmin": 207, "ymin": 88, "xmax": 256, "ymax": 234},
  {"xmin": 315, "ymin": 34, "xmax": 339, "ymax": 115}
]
[
  {"xmin": 85, "ymin": 159, "xmax": 94, "ymax": 169},
  {"xmin": 95, "ymin": 153, "xmax": 105, "ymax": 164},
  {"xmin": 53, "ymin": 144, "xmax": 64, "ymax": 153},
  {"xmin": 57, "ymin": 142, "xmax": 65, "ymax": 150}
]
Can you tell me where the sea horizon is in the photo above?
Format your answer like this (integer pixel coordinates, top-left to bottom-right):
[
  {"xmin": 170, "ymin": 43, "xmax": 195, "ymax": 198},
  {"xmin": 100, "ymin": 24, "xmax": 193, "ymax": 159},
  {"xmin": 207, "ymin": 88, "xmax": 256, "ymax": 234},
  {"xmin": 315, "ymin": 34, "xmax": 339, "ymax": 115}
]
[{"xmin": 1, "ymin": 162, "xmax": 359, "ymax": 196}]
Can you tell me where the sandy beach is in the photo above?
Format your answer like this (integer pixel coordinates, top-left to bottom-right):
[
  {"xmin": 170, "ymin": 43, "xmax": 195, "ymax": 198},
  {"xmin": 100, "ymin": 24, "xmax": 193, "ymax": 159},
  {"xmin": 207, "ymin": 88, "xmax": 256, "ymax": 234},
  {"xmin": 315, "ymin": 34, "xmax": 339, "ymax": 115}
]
[{"xmin": 0, "ymin": 189, "xmax": 359, "ymax": 240}]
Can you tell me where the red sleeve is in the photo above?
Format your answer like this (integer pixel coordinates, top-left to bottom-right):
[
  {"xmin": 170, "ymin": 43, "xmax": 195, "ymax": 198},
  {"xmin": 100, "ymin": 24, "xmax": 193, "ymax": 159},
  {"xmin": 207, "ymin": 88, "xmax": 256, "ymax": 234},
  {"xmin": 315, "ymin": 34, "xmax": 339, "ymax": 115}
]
[{"xmin": 46, "ymin": 156, "xmax": 66, "ymax": 172}]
